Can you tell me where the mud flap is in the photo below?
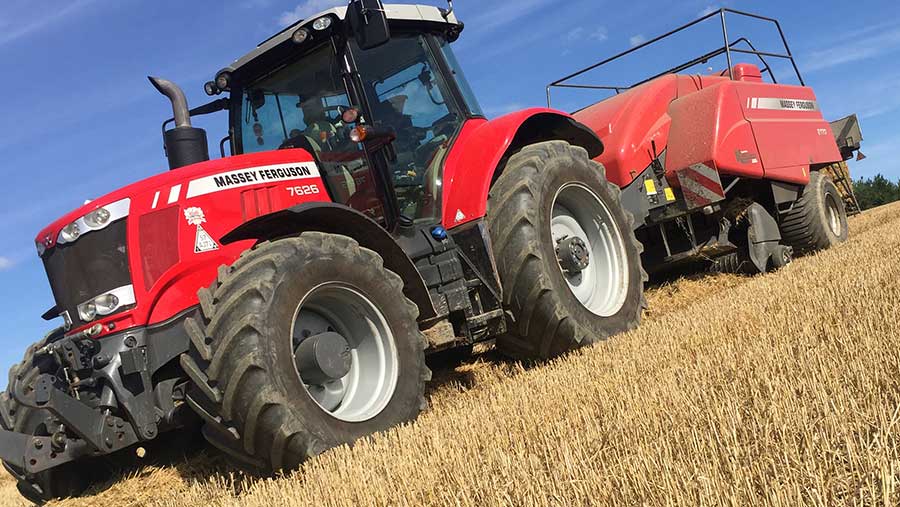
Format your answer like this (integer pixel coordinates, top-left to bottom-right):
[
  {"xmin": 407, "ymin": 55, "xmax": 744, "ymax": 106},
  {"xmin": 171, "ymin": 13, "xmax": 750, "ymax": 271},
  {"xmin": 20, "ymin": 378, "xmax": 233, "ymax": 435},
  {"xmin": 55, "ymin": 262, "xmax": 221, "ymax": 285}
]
[{"xmin": 746, "ymin": 202, "xmax": 783, "ymax": 272}]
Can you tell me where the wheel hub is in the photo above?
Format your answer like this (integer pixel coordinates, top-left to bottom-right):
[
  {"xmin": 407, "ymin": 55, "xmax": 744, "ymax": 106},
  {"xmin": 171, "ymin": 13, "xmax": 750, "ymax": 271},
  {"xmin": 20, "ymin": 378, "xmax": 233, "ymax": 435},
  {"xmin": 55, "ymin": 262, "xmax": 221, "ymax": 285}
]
[
  {"xmin": 550, "ymin": 183, "xmax": 630, "ymax": 318},
  {"xmin": 556, "ymin": 236, "xmax": 590, "ymax": 274},
  {"xmin": 294, "ymin": 332, "xmax": 352, "ymax": 385},
  {"xmin": 291, "ymin": 283, "xmax": 399, "ymax": 422}
]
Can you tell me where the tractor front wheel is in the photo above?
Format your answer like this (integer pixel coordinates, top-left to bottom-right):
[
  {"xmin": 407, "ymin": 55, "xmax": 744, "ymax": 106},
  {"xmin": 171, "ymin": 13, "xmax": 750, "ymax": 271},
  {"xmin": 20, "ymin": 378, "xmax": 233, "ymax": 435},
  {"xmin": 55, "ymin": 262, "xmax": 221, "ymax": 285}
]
[
  {"xmin": 182, "ymin": 232, "xmax": 429, "ymax": 473},
  {"xmin": 487, "ymin": 141, "xmax": 646, "ymax": 360}
]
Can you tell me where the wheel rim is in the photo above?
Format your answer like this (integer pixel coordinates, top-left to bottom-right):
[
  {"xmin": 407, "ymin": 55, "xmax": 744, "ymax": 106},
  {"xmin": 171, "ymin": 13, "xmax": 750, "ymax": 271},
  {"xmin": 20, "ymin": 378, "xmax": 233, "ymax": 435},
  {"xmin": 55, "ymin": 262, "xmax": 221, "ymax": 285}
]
[
  {"xmin": 290, "ymin": 283, "xmax": 399, "ymax": 423},
  {"xmin": 551, "ymin": 183, "xmax": 629, "ymax": 317},
  {"xmin": 825, "ymin": 193, "xmax": 843, "ymax": 236}
]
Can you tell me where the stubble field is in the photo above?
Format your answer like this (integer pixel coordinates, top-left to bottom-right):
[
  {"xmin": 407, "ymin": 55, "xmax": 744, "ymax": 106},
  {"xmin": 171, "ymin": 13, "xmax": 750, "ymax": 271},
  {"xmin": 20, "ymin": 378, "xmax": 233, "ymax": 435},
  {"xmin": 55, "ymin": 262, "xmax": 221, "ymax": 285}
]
[{"xmin": 2, "ymin": 202, "xmax": 899, "ymax": 507}]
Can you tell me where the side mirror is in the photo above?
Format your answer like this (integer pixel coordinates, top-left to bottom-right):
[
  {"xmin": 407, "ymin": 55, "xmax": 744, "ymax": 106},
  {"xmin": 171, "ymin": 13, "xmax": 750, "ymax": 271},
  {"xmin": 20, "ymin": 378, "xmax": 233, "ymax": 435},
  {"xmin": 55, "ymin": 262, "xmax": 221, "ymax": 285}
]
[{"xmin": 348, "ymin": 0, "xmax": 391, "ymax": 50}]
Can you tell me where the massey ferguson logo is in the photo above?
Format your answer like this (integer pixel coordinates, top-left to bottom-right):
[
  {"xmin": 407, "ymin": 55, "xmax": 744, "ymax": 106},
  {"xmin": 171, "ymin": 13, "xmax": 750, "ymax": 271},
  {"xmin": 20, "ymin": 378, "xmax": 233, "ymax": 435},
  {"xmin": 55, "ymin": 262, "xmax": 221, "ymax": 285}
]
[
  {"xmin": 212, "ymin": 165, "xmax": 313, "ymax": 189},
  {"xmin": 185, "ymin": 162, "xmax": 320, "ymax": 199}
]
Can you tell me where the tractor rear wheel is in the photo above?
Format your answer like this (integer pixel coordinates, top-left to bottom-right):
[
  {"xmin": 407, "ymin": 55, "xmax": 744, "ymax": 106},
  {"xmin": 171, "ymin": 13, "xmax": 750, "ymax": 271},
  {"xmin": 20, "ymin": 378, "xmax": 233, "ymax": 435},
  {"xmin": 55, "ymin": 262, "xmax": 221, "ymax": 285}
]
[
  {"xmin": 181, "ymin": 232, "xmax": 429, "ymax": 473},
  {"xmin": 487, "ymin": 141, "xmax": 646, "ymax": 360},
  {"xmin": 779, "ymin": 171, "xmax": 849, "ymax": 254},
  {"xmin": 1, "ymin": 331, "xmax": 100, "ymax": 504}
]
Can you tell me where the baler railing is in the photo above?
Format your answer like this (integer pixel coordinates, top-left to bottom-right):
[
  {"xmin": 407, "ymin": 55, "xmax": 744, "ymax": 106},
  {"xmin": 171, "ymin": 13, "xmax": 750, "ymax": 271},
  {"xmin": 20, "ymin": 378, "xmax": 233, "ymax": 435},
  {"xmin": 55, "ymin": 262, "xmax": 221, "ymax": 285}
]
[{"xmin": 547, "ymin": 8, "xmax": 804, "ymax": 108}]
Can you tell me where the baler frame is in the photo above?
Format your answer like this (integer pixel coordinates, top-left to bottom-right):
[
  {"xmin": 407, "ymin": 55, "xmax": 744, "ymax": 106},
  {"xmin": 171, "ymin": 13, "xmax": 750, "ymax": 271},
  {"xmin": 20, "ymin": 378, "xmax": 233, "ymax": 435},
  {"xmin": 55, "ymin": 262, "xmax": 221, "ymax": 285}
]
[{"xmin": 546, "ymin": 8, "xmax": 805, "ymax": 107}]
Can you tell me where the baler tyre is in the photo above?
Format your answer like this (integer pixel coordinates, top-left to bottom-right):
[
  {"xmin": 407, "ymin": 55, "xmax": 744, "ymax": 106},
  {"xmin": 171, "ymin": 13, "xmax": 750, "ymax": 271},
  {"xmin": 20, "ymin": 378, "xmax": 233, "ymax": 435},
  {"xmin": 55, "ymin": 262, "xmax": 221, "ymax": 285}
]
[
  {"xmin": 487, "ymin": 141, "xmax": 646, "ymax": 360},
  {"xmin": 779, "ymin": 171, "xmax": 848, "ymax": 254},
  {"xmin": 183, "ymin": 232, "xmax": 429, "ymax": 473},
  {"xmin": 1, "ymin": 331, "xmax": 98, "ymax": 504}
]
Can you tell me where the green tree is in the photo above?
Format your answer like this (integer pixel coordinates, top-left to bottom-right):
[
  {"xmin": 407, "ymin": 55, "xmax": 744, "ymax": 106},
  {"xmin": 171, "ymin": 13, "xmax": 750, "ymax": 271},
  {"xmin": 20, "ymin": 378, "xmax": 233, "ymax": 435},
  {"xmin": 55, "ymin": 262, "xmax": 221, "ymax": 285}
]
[{"xmin": 852, "ymin": 174, "xmax": 900, "ymax": 210}]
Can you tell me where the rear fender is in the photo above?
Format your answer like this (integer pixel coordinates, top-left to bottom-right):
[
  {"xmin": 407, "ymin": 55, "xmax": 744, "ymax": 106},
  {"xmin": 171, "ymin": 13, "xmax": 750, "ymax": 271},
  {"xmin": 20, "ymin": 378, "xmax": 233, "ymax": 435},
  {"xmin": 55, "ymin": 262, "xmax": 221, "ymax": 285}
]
[
  {"xmin": 221, "ymin": 202, "xmax": 435, "ymax": 320},
  {"xmin": 441, "ymin": 110, "xmax": 603, "ymax": 229}
]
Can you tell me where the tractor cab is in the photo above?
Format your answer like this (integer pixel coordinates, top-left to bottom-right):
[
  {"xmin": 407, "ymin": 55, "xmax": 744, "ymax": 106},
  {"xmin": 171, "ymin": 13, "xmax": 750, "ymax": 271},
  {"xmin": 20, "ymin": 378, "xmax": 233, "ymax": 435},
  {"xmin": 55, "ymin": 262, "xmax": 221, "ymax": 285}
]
[{"xmin": 210, "ymin": 2, "xmax": 481, "ymax": 228}]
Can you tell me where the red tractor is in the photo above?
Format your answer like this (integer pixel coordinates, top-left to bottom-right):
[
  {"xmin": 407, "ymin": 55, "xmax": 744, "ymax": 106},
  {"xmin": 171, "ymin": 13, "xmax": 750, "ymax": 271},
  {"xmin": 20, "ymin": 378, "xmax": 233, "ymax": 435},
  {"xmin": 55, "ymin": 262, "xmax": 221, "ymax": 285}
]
[{"xmin": 0, "ymin": 3, "xmax": 849, "ymax": 502}]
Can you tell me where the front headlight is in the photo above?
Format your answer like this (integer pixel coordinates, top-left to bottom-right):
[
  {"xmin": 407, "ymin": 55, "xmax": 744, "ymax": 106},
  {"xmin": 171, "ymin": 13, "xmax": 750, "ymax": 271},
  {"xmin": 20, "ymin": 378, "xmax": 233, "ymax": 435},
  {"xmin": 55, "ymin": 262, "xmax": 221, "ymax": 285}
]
[
  {"xmin": 84, "ymin": 207, "xmax": 111, "ymax": 228},
  {"xmin": 78, "ymin": 300, "xmax": 97, "ymax": 322},
  {"xmin": 60, "ymin": 222, "xmax": 81, "ymax": 243},
  {"xmin": 93, "ymin": 293, "xmax": 120, "ymax": 315},
  {"xmin": 56, "ymin": 198, "xmax": 130, "ymax": 245},
  {"xmin": 76, "ymin": 285, "xmax": 135, "ymax": 323}
]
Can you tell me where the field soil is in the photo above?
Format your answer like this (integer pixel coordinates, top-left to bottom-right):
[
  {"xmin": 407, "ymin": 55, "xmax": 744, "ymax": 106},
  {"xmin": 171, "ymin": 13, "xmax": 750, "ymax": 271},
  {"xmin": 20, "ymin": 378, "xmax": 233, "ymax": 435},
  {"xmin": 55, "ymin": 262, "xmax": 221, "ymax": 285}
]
[{"xmin": 2, "ymin": 202, "xmax": 899, "ymax": 507}]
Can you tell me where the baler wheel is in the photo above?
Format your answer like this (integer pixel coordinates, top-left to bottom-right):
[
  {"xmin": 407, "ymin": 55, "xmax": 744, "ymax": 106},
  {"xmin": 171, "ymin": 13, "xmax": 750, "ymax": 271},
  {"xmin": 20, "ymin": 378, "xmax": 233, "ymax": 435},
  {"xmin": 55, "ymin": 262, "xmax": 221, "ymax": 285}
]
[
  {"xmin": 779, "ymin": 171, "xmax": 849, "ymax": 254},
  {"xmin": 487, "ymin": 141, "xmax": 646, "ymax": 360},
  {"xmin": 182, "ymin": 232, "xmax": 429, "ymax": 473}
]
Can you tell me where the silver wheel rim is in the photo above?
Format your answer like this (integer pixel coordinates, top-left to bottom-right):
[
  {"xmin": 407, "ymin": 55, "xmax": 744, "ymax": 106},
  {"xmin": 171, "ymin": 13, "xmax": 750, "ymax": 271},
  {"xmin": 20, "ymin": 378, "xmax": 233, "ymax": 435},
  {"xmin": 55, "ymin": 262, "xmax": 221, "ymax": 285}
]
[
  {"xmin": 290, "ymin": 283, "xmax": 399, "ymax": 423},
  {"xmin": 551, "ymin": 183, "xmax": 630, "ymax": 317},
  {"xmin": 825, "ymin": 193, "xmax": 842, "ymax": 236}
]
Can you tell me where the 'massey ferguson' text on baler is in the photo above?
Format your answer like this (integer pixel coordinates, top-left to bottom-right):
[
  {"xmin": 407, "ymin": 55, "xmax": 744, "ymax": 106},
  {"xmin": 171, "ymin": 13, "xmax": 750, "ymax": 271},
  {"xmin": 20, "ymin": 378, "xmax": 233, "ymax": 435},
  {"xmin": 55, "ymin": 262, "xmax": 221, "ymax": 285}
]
[{"xmin": 0, "ymin": 3, "xmax": 851, "ymax": 503}]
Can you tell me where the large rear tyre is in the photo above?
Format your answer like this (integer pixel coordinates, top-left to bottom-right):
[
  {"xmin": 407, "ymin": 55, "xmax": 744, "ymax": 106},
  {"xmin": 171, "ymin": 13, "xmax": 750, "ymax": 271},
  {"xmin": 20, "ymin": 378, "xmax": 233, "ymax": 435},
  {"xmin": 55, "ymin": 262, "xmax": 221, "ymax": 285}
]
[
  {"xmin": 1, "ymin": 331, "xmax": 99, "ymax": 505},
  {"xmin": 181, "ymin": 232, "xmax": 429, "ymax": 473},
  {"xmin": 487, "ymin": 141, "xmax": 646, "ymax": 360},
  {"xmin": 779, "ymin": 171, "xmax": 848, "ymax": 254}
]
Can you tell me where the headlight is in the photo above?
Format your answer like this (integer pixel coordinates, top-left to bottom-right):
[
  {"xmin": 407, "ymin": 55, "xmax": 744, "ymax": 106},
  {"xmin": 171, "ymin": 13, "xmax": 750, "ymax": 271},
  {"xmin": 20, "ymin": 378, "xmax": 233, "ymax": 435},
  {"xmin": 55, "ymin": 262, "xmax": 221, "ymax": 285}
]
[
  {"xmin": 78, "ymin": 301, "xmax": 97, "ymax": 322},
  {"xmin": 291, "ymin": 28, "xmax": 310, "ymax": 44},
  {"xmin": 56, "ymin": 198, "xmax": 130, "ymax": 245},
  {"xmin": 215, "ymin": 72, "xmax": 231, "ymax": 91},
  {"xmin": 312, "ymin": 16, "xmax": 332, "ymax": 31},
  {"xmin": 60, "ymin": 222, "xmax": 80, "ymax": 243},
  {"xmin": 84, "ymin": 207, "xmax": 111, "ymax": 228},
  {"xmin": 93, "ymin": 293, "xmax": 120, "ymax": 315},
  {"xmin": 76, "ymin": 285, "xmax": 135, "ymax": 323}
]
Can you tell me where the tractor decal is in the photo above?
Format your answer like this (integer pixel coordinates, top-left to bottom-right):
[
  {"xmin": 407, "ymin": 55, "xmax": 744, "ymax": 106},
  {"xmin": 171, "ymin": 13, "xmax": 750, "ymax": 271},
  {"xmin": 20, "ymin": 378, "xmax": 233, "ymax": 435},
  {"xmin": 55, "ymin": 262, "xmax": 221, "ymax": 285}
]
[{"xmin": 185, "ymin": 161, "xmax": 319, "ymax": 198}]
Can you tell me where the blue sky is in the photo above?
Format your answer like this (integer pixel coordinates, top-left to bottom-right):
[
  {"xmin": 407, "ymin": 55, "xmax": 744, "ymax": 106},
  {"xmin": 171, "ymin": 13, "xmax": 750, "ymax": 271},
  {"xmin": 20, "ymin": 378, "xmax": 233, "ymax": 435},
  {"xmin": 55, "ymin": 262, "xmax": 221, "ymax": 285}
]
[{"xmin": 0, "ymin": 0, "xmax": 897, "ymax": 382}]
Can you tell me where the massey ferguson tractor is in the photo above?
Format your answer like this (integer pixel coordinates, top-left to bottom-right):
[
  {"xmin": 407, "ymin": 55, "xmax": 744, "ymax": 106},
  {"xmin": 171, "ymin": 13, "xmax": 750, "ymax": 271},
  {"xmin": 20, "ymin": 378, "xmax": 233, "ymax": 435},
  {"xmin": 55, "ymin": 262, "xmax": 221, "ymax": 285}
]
[{"xmin": 0, "ymin": 2, "xmax": 850, "ymax": 502}]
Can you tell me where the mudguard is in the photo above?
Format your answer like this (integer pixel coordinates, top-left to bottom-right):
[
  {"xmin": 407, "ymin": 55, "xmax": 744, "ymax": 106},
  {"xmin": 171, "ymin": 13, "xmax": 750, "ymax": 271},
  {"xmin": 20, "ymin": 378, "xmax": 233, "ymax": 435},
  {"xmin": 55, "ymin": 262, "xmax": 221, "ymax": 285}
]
[
  {"xmin": 441, "ymin": 110, "xmax": 603, "ymax": 229},
  {"xmin": 221, "ymin": 202, "xmax": 435, "ymax": 320}
]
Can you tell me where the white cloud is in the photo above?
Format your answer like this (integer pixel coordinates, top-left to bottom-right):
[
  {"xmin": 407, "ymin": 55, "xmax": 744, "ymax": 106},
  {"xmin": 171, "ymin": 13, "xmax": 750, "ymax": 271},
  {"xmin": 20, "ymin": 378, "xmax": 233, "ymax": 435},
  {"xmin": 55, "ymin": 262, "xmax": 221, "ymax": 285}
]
[
  {"xmin": 629, "ymin": 34, "xmax": 646, "ymax": 47},
  {"xmin": 278, "ymin": 0, "xmax": 344, "ymax": 27},
  {"xmin": 565, "ymin": 27, "xmax": 585, "ymax": 43},
  {"xmin": 0, "ymin": 0, "xmax": 96, "ymax": 47},
  {"xmin": 590, "ymin": 27, "xmax": 608, "ymax": 42},
  {"xmin": 564, "ymin": 25, "xmax": 606, "ymax": 45},
  {"xmin": 803, "ymin": 21, "xmax": 900, "ymax": 73},
  {"xmin": 699, "ymin": 5, "xmax": 719, "ymax": 16},
  {"xmin": 0, "ymin": 257, "xmax": 14, "ymax": 271},
  {"xmin": 464, "ymin": 0, "xmax": 556, "ymax": 34}
]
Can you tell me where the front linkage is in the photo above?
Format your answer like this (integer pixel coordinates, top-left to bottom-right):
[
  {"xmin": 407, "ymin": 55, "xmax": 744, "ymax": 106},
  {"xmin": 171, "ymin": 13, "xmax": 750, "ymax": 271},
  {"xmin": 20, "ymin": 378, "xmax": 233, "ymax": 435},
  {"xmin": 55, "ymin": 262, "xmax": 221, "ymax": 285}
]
[{"xmin": 0, "ymin": 310, "xmax": 198, "ymax": 498}]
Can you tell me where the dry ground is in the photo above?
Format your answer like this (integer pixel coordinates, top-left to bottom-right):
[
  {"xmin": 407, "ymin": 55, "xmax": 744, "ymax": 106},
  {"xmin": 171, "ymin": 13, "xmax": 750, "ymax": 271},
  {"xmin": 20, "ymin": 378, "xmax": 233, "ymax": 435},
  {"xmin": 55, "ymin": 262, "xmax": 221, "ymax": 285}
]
[{"xmin": 1, "ymin": 203, "xmax": 899, "ymax": 506}]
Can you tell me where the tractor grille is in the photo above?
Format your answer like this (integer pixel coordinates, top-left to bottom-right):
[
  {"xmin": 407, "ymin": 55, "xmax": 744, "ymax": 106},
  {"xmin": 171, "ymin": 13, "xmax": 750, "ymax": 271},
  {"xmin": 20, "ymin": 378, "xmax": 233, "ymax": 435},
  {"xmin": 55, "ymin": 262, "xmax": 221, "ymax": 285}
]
[{"xmin": 42, "ymin": 218, "xmax": 132, "ymax": 326}]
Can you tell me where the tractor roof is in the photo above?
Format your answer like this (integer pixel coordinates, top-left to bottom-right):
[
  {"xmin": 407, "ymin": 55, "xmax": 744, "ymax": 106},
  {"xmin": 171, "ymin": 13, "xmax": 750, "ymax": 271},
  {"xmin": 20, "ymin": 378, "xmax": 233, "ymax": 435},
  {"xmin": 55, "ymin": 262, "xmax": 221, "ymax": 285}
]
[{"xmin": 223, "ymin": 4, "xmax": 460, "ymax": 78}]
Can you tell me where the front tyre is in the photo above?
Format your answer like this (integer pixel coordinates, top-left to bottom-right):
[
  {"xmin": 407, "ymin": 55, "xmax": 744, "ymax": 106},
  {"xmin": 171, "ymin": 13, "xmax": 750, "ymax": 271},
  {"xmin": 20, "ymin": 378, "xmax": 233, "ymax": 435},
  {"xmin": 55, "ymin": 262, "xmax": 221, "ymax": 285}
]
[
  {"xmin": 182, "ymin": 232, "xmax": 428, "ymax": 473},
  {"xmin": 487, "ymin": 141, "xmax": 646, "ymax": 359}
]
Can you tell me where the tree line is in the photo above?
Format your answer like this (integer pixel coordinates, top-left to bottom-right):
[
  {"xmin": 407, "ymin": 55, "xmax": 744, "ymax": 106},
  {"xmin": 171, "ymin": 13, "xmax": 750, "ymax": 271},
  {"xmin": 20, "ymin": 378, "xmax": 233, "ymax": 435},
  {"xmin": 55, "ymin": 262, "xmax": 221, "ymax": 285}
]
[{"xmin": 852, "ymin": 174, "xmax": 900, "ymax": 210}]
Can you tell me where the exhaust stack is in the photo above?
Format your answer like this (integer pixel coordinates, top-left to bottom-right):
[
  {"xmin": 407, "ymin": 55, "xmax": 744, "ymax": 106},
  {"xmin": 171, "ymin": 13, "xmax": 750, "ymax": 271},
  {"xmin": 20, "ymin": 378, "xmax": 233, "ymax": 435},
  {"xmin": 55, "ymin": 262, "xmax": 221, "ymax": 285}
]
[{"xmin": 149, "ymin": 76, "xmax": 209, "ymax": 170}]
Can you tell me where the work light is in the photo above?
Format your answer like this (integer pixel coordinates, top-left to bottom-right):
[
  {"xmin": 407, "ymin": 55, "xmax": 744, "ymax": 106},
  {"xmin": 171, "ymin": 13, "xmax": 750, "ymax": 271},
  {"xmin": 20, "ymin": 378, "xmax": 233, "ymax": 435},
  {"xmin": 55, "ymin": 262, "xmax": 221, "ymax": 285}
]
[{"xmin": 312, "ymin": 16, "xmax": 332, "ymax": 31}]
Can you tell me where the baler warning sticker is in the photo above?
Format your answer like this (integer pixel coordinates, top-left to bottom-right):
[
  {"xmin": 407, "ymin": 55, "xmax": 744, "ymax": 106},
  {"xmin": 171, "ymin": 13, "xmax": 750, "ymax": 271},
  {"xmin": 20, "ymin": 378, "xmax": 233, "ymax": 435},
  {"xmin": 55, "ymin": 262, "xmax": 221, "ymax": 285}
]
[{"xmin": 185, "ymin": 162, "xmax": 320, "ymax": 199}]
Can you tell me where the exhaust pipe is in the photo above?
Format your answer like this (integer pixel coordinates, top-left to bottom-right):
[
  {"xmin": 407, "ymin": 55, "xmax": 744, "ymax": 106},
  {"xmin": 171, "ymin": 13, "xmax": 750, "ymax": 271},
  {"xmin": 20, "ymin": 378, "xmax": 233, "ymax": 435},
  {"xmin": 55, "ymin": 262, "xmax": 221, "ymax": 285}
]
[{"xmin": 149, "ymin": 76, "xmax": 209, "ymax": 170}]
